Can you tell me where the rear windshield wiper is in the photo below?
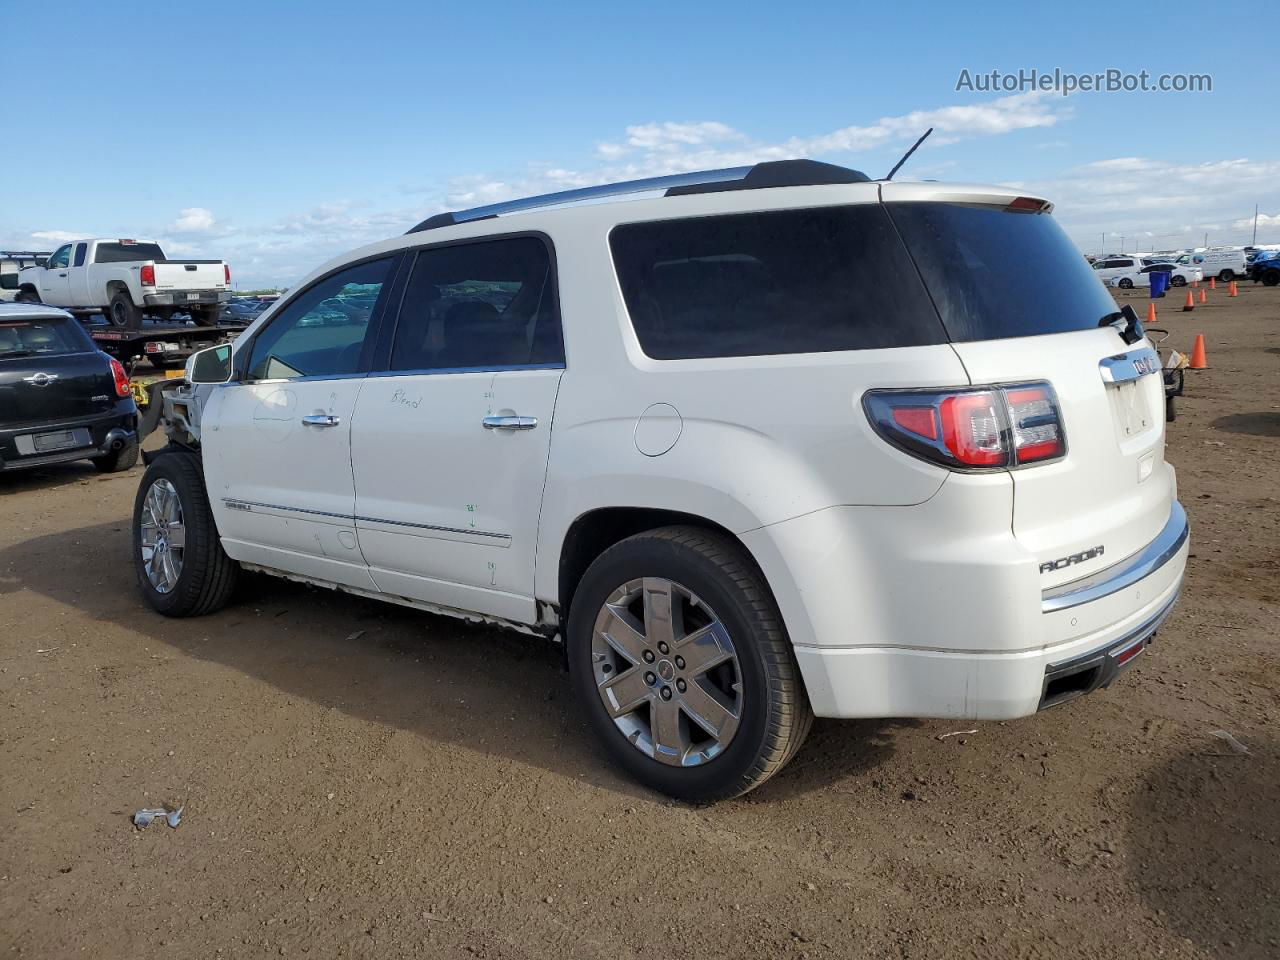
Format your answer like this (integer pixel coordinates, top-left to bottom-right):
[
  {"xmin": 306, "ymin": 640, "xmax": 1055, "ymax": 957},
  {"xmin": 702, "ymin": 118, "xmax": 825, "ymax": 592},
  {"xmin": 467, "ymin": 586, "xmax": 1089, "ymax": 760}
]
[{"xmin": 1098, "ymin": 304, "xmax": 1143, "ymax": 345}]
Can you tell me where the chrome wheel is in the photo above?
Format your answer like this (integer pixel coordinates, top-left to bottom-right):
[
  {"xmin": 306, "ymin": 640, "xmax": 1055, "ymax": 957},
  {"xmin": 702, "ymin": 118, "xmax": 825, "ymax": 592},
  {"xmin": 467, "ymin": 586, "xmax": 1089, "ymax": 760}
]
[
  {"xmin": 591, "ymin": 577, "xmax": 743, "ymax": 767},
  {"xmin": 139, "ymin": 478, "xmax": 185, "ymax": 594}
]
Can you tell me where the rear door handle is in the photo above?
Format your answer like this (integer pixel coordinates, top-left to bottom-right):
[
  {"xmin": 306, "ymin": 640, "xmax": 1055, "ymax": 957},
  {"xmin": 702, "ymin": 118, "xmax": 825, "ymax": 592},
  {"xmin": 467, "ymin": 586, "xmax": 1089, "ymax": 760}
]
[
  {"xmin": 482, "ymin": 415, "xmax": 537, "ymax": 431},
  {"xmin": 302, "ymin": 414, "xmax": 341, "ymax": 427}
]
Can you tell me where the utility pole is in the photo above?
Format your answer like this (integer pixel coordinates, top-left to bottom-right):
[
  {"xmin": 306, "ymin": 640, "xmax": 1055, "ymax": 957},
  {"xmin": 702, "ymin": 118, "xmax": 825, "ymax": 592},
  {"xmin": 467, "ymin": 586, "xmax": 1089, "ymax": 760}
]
[
  {"xmin": 1120, "ymin": 235, "xmax": 1125, "ymax": 253},
  {"xmin": 1254, "ymin": 204, "xmax": 1259, "ymax": 246}
]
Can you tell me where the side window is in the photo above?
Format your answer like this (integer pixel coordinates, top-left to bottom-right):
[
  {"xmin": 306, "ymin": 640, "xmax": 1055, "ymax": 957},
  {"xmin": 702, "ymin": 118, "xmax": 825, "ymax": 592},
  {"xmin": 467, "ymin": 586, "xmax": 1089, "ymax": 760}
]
[
  {"xmin": 245, "ymin": 257, "xmax": 394, "ymax": 381},
  {"xmin": 1117, "ymin": 259, "xmax": 1135, "ymax": 268},
  {"xmin": 72, "ymin": 243, "xmax": 87, "ymax": 267},
  {"xmin": 48, "ymin": 245, "xmax": 72, "ymax": 269},
  {"xmin": 388, "ymin": 236, "xmax": 562, "ymax": 372}
]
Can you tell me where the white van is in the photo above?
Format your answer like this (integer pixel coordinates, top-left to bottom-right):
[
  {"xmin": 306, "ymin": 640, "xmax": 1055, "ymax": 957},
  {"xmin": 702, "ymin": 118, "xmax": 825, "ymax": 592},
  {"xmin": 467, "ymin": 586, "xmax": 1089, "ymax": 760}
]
[{"xmin": 1179, "ymin": 249, "xmax": 1247, "ymax": 282}]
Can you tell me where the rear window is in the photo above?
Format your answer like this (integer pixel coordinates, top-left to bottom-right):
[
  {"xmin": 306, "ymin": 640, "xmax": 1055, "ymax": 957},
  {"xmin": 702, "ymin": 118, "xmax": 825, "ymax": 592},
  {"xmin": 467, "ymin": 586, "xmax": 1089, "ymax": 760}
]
[
  {"xmin": 887, "ymin": 203, "xmax": 1118, "ymax": 342},
  {"xmin": 95, "ymin": 242, "xmax": 166, "ymax": 263},
  {"xmin": 0, "ymin": 317, "xmax": 92, "ymax": 357},
  {"xmin": 610, "ymin": 205, "xmax": 946, "ymax": 360}
]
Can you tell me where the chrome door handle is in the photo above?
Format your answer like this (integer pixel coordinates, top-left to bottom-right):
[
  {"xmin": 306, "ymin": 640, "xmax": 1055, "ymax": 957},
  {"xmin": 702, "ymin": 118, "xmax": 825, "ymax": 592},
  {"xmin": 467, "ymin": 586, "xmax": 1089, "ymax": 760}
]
[
  {"xmin": 482, "ymin": 415, "xmax": 537, "ymax": 431},
  {"xmin": 301, "ymin": 414, "xmax": 341, "ymax": 427}
]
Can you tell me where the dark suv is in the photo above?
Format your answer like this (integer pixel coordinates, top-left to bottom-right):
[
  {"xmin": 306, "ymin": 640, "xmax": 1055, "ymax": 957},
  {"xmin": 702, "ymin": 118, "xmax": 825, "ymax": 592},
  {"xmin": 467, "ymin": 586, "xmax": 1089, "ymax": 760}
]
[{"xmin": 0, "ymin": 303, "xmax": 139, "ymax": 473}]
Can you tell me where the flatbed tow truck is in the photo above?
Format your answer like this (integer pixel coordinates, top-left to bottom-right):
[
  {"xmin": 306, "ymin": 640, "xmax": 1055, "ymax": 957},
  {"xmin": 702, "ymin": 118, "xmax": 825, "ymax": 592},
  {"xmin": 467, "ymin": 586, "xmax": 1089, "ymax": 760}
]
[{"xmin": 84, "ymin": 315, "xmax": 245, "ymax": 409}]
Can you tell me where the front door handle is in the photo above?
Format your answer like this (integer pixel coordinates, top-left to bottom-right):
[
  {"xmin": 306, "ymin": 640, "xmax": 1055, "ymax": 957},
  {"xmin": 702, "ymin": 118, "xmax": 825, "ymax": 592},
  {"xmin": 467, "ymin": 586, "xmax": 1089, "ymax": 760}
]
[
  {"xmin": 482, "ymin": 415, "xmax": 538, "ymax": 431},
  {"xmin": 302, "ymin": 414, "xmax": 341, "ymax": 427}
]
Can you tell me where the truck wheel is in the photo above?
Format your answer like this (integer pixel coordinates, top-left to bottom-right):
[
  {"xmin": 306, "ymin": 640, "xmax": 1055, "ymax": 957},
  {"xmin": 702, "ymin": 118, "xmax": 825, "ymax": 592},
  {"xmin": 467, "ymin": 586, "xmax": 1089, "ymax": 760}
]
[
  {"xmin": 1218, "ymin": 270, "xmax": 1235, "ymax": 282},
  {"xmin": 15, "ymin": 289, "xmax": 40, "ymax": 303},
  {"xmin": 191, "ymin": 307, "xmax": 219, "ymax": 327},
  {"xmin": 108, "ymin": 291, "xmax": 143, "ymax": 330},
  {"xmin": 1264, "ymin": 271, "xmax": 1280, "ymax": 287},
  {"xmin": 92, "ymin": 435, "xmax": 139, "ymax": 473},
  {"xmin": 567, "ymin": 526, "xmax": 812, "ymax": 803},
  {"xmin": 133, "ymin": 452, "xmax": 240, "ymax": 617}
]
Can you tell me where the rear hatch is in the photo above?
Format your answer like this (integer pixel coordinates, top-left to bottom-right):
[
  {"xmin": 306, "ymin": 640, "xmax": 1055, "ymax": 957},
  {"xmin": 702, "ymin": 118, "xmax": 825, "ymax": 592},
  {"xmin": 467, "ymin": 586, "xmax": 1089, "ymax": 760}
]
[
  {"xmin": 883, "ymin": 185, "xmax": 1175, "ymax": 586},
  {"xmin": 0, "ymin": 313, "xmax": 118, "ymax": 427}
]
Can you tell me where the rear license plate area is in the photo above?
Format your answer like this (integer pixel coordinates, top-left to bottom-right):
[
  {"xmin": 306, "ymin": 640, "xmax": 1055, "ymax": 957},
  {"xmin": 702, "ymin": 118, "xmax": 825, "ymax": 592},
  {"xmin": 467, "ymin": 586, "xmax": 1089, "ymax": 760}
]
[
  {"xmin": 33, "ymin": 429, "xmax": 79, "ymax": 452},
  {"xmin": 186, "ymin": 293, "xmax": 201, "ymax": 301}
]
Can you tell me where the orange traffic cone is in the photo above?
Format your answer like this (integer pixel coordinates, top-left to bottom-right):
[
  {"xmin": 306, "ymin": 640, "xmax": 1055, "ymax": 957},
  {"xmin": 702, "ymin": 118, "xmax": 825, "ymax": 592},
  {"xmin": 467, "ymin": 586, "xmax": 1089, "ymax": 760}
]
[
  {"xmin": 1199, "ymin": 288, "xmax": 1207, "ymax": 304},
  {"xmin": 1146, "ymin": 302, "xmax": 1158, "ymax": 326},
  {"xmin": 1209, "ymin": 277, "xmax": 1217, "ymax": 290},
  {"xmin": 1182, "ymin": 289, "xmax": 1195, "ymax": 311},
  {"xmin": 1229, "ymin": 281, "xmax": 1238, "ymax": 297},
  {"xmin": 1189, "ymin": 334, "xmax": 1208, "ymax": 369},
  {"xmin": 1192, "ymin": 279, "xmax": 1199, "ymax": 288}
]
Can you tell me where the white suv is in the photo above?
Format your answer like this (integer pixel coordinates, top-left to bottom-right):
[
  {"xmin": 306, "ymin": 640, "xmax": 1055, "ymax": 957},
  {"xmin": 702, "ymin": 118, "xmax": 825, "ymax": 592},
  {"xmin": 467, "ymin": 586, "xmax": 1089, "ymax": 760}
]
[{"xmin": 133, "ymin": 160, "xmax": 1189, "ymax": 802}]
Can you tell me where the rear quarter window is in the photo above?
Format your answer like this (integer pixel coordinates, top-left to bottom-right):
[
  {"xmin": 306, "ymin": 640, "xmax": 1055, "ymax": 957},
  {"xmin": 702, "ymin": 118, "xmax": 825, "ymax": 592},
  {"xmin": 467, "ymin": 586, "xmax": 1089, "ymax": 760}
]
[{"xmin": 609, "ymin": 205, "xmax": 946, "ymax": 360}]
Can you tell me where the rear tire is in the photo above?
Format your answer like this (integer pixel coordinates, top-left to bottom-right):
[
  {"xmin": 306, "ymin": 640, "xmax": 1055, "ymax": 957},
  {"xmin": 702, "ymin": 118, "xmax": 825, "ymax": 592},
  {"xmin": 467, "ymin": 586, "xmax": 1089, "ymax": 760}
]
[
  {"xmin": 1263, "ymin": 270, "xmax": 1280, "ymax": 287},
  {"xmin": 133, "ymin": 452, "xmax": 239, "ymax": 617},
  {"xmin": 108, "ymin": 291, "xmax": 143, "ymax": 330},
  {"xmin": 92, "ymin": 436, "xmax": 139, "ymax": 473},
  {"xmin": 1218, "ymin": 270, "xmax": 1234, "ymax": 282},
  {"xmin": 567, "ymin": 526, "xmax": 812, "ymax": 803},
  {"xmin": 1118, "ymin": 278, "xmax": 1133, "ymax": 289}
]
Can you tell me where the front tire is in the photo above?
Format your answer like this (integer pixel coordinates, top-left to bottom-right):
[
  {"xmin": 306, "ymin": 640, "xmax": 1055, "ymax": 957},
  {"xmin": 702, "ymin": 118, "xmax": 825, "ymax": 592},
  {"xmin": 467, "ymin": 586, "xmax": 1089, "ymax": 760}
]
[
  {"xmin": 1171, "ymin": 275, "xmax": 1186, "ymax": 287},
  {"xmin": 133, "ymin": 453, "xmax": 239, "ymax": 617},
  {"xmin": 567, "ymin": 526, "xmax": 812, "ymax": 803},
  {"xmin": 108, "ymin": 291, "xmax": 143, "ymax": 330},
  {"xmin": 1118, "ymin": 278, "xmax": 1133, "ymax": 289},
  {"xmin": 15, "ymin": 288, "xmax": 40, "ymax": 303}
]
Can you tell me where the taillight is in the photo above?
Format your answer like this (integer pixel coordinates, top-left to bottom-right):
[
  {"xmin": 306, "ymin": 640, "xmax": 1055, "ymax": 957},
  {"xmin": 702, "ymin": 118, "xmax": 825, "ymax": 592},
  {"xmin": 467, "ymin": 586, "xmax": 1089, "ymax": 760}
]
[
  {"xmin": 864, "ymin": 382, "xmax": 1065, "ymax": 470},
  {"xmin": 224, "ymin": 264, "xmax": 231, "ymax": 285},
  {"xmin": 140, "ymin": 264, "xmax": 155, "ymax": 286},
  {"xmin": 108, "ymin": 357, "xmax": 131, "ymax": 398}
]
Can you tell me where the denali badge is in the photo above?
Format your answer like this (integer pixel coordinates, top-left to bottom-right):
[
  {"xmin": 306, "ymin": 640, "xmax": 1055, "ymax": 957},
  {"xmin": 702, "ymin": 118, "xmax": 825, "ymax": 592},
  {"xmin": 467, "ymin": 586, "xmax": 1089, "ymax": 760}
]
[{"xmin": 1040, "ymin": 546, "xmax": 1104, "ymax": 574}]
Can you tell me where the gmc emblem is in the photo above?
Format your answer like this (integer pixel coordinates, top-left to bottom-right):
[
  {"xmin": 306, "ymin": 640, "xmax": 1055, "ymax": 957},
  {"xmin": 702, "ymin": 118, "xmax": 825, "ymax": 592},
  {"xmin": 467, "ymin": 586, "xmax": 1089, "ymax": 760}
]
[
  {"xmin": 1040, "ymin": 546, "xmax": 1105, "ymax": 574},
  {"xmin": 1132, "ymin": 355, "xmax": 1160, "ymax": 377}
]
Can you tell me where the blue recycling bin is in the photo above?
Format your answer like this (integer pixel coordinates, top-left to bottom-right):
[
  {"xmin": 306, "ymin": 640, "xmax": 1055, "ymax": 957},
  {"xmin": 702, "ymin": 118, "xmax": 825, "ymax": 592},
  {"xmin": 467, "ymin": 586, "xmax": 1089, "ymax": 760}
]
[{"xmin": 1149, "ymin": 269, "xmax": 1170, "ymax": 298}]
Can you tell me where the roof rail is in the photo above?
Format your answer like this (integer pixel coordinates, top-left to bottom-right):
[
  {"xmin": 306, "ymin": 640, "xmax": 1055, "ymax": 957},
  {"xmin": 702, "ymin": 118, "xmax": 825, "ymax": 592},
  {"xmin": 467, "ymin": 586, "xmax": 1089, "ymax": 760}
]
[{"xmin": 406, "ymin": 159, "xmax": 870, "ymax": 233}]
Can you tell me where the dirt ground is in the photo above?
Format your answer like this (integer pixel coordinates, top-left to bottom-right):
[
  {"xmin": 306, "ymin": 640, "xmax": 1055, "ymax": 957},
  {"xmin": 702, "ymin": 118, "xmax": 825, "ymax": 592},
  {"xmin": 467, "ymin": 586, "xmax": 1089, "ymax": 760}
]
[{"xmin": 2, "ymin": 284, "xmax": 1278, "ymax": 960}]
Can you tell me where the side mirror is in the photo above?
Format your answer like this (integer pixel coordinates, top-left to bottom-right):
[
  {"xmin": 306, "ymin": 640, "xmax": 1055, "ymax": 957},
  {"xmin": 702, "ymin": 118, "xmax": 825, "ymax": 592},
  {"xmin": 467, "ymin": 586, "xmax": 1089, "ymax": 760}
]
[{"xmin": 186, "ymin": 344, "xmax": 233, "ymax": 384}]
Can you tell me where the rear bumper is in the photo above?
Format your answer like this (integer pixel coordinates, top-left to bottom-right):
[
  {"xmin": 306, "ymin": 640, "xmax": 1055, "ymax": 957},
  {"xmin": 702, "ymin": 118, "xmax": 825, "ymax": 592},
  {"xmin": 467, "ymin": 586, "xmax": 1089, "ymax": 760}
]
[
  {"xmin": 143, "ymin": 290, "xmax": 230, "ymax": 307},
  {"xmin": 743, "ymin": 487, "xmax": 1189, "ymax": 721},
  {"xmin": 0, "ymin": 406, "xmax": 137, "ymax": 471}
]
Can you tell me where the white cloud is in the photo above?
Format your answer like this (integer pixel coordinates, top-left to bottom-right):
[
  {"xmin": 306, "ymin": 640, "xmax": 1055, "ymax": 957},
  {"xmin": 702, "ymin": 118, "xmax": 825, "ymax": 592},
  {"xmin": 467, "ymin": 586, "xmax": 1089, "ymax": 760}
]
[
  {"xmin": 171, "ymin": 207, "xmax": 217, "ymax": 233},
  {"xmin": 29, "ymin": 230, "xmax": 83, "ymax": 245},
  {"xmin": 1022, "ymin": 156, "xmax": 1280, "ymax": 252},
  {"xmin": 1233, "ymin": 211, "xmax": 1280, "ymax": 230}
]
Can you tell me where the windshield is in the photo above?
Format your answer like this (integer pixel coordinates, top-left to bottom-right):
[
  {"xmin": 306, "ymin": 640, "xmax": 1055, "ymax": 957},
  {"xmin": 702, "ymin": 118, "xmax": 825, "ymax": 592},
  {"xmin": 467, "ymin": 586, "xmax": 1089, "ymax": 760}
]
[
  {"xmin": 0, "ymin": 317, "xmax": 91, "ymax": 357},
  {"xmin": 887, "ymin": 202, "xmax": 1118, "ymax": 342}
]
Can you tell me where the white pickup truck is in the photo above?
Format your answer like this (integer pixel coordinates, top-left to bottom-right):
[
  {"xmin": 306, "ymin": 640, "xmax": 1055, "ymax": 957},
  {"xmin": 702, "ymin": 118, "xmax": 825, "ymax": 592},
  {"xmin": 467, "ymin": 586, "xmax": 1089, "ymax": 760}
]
[{"xmin": 16, "ymin": 239, "xmax": 231, "ymax": 329}]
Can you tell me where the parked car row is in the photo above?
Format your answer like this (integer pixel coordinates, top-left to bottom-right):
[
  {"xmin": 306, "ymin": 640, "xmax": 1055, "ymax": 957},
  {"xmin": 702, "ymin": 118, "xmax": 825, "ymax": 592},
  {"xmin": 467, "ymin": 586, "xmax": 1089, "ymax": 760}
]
[{"xmin": 1093, "ymin": 256, "xmax": 1202, "ymax": 289}]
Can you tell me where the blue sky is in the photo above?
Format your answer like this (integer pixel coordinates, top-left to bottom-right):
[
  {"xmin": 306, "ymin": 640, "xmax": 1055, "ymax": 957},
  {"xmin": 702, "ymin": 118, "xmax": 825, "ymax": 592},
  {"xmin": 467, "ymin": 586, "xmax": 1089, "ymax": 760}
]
[{"xmin": 3, "ymin": 0, "xmax": 1276, "ymax": 287}]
